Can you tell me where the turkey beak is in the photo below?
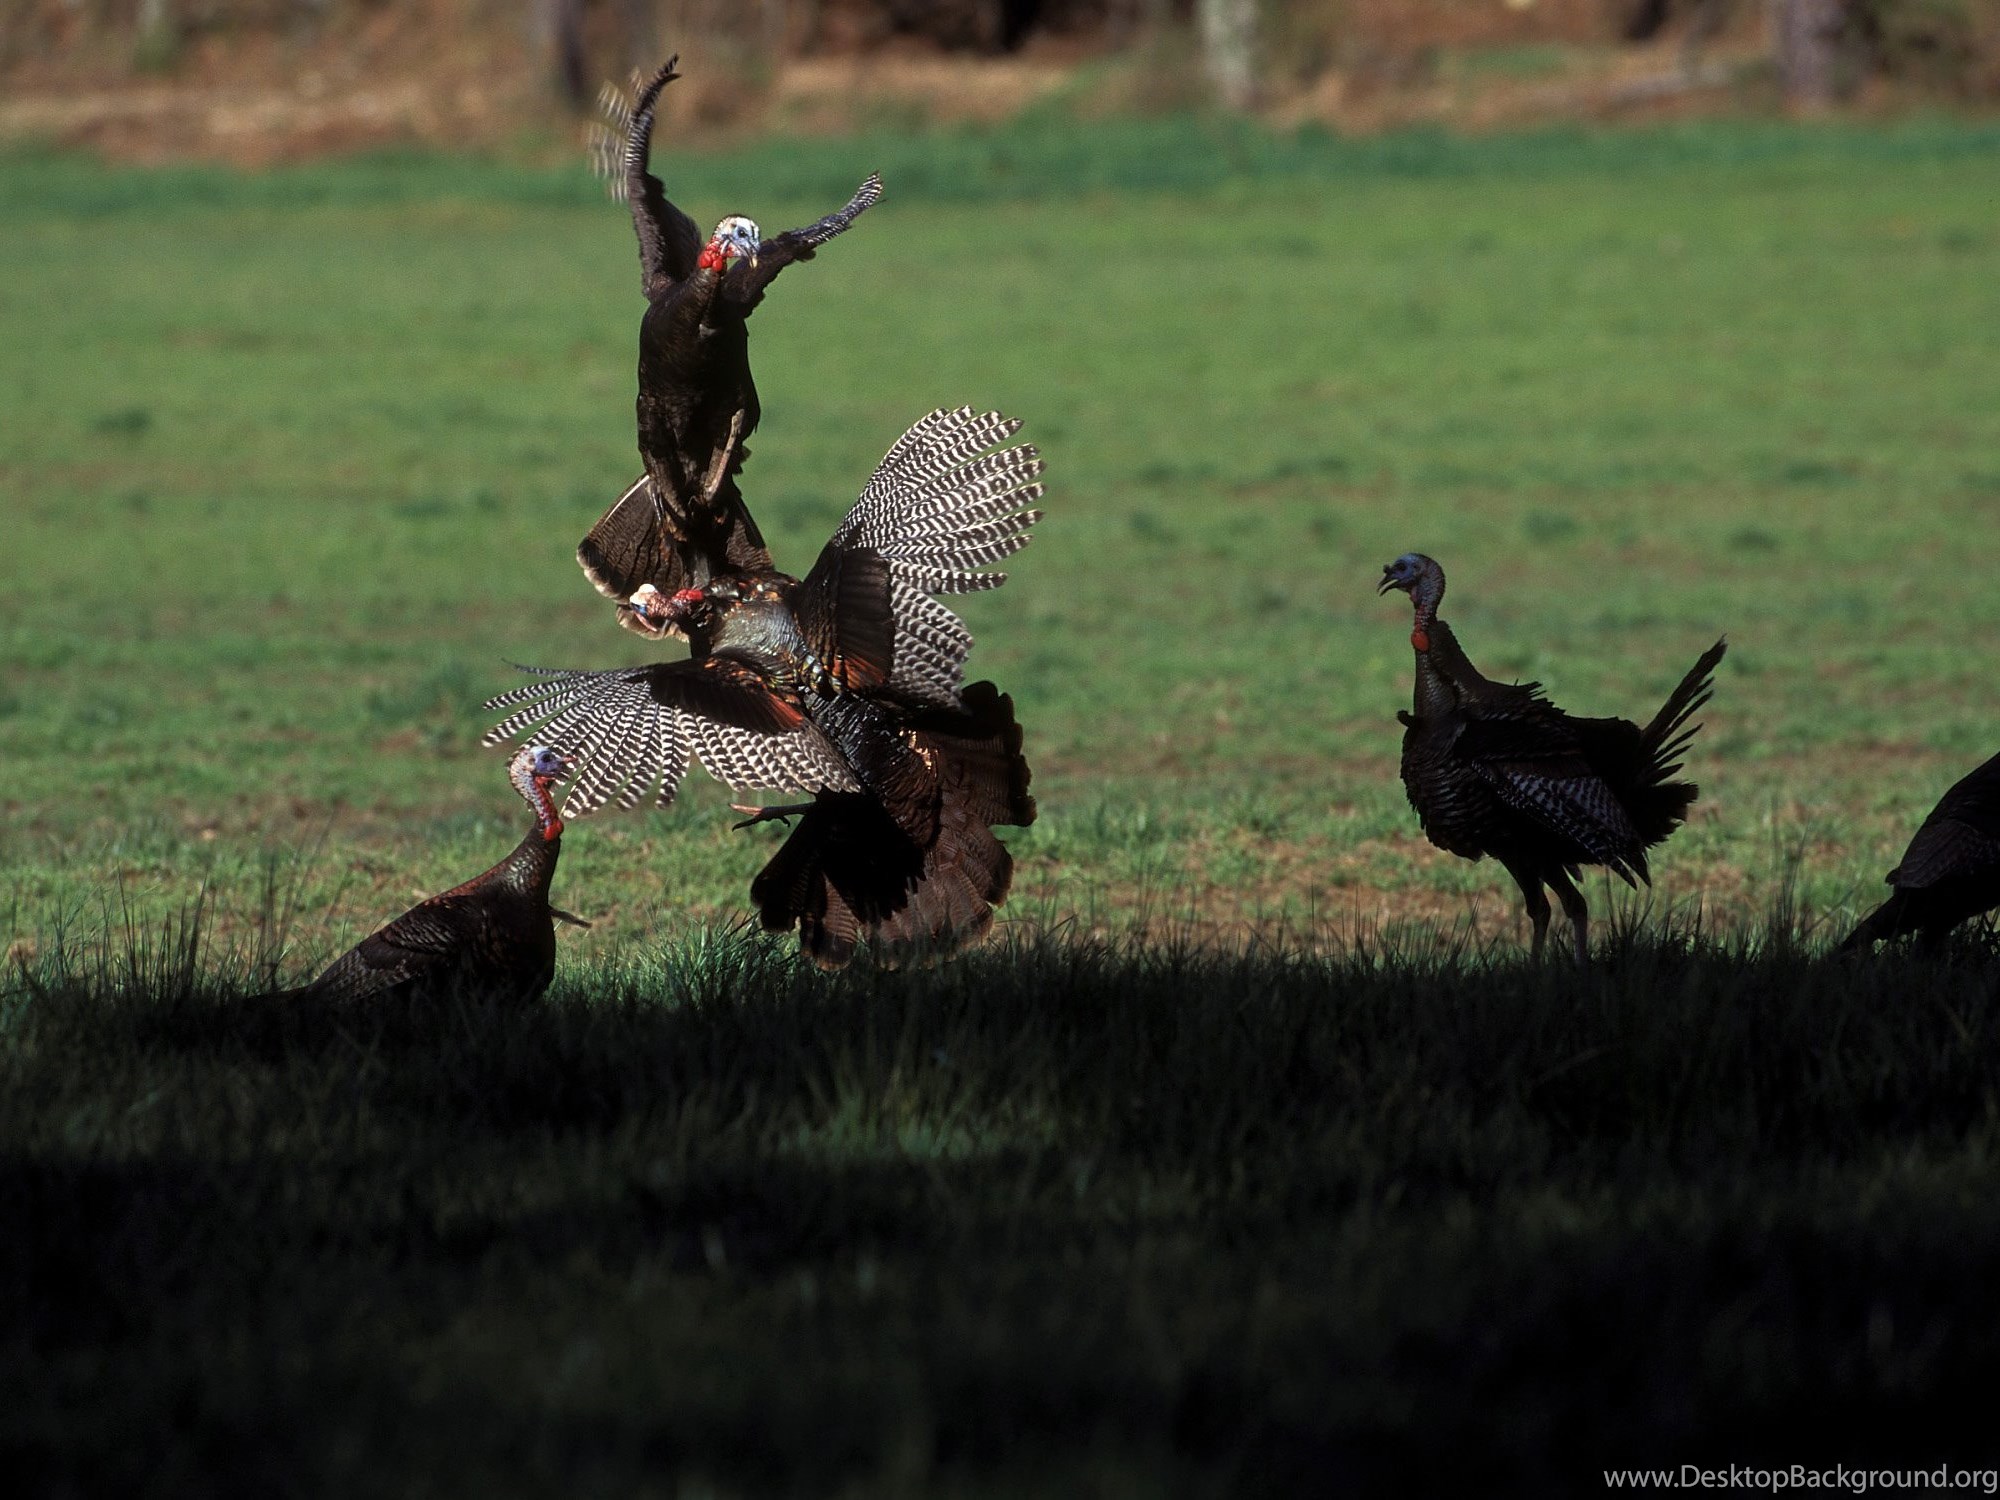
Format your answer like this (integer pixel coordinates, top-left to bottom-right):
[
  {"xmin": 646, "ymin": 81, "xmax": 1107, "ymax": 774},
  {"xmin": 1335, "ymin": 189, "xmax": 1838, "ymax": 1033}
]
[
  {"xmin": 1377, "ymin": 570, "xmax": 1398, "ymax": 596},
  {"xmin": 627, "ymin": 586, "xmax": 667, "ymax": 632}
]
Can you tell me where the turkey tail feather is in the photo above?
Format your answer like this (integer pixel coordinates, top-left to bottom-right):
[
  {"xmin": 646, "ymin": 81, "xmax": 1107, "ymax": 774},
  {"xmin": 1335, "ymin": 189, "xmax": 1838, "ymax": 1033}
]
[
  {"xmin": 751, "ymin": 684, "xmax": 1034, "ymax": 968},
  {"xmin": 1638, "ymin": 637, "xmax": 1727, "ymax": 786}
]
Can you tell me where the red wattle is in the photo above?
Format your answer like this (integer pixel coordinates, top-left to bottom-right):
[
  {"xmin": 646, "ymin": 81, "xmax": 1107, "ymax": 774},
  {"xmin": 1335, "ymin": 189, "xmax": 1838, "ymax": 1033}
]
[
  {"xmin": 696, "ymin": 243, "xmax": 727, "ymax": 272},
  {"xmin": 1411, "ymin": 627, "xmax": 1430, "ymax": 652}
]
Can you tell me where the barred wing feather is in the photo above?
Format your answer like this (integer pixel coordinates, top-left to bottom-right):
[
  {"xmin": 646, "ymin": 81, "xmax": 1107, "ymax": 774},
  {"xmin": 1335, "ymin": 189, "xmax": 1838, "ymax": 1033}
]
[
  {"xmin": 1471, "ymin": 758, "xmax": 1649, "ymax": 885},
  {"xmin": 776, "ymin": 173, "xmax": 884, "ymax": 251},
  {"xmin": 832, "ymin": 407, "xmax": 1044, "ymax": 589},
  {"xmin": 821, "ymin": 406, "xmax": 1045, "ymax": 705},
  {"xmin": 589, "ymin": 60, "xmax": 703, "ymax": 296},
  {"xmin": 483, "ymin": 659, "xmax": 857, "ymax": 817}
]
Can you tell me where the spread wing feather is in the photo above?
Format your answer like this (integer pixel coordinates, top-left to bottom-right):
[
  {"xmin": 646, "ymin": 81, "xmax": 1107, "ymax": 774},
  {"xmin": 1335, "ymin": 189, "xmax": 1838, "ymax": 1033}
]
[
  {"xmin": 809, "ymin": 407, "xmax": 1045, "ymax": 707},
  {"xmin": 775, "ymin": 172, "xmax": 885, "ymax": 251},
  {"xmin": 722, "ymin": 173, "xmax": 884, "ymax": 304},
  {"xmin": 593, "ymin": 60, "xmax": 703, "ymax": 297},
  {"xmin": 482, "ymin": 658, "xmax": 857, "ymax": 815}
]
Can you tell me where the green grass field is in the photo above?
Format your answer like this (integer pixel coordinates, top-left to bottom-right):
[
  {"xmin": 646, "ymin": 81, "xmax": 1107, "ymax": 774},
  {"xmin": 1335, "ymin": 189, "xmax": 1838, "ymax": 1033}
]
[
  {"xmin": 6, "ymin": 117, "xmax": 2000, "ymax": 961},
  {"xmin": 6, "ymin": 116, "xmax": 2000, "ymax": 1486}
]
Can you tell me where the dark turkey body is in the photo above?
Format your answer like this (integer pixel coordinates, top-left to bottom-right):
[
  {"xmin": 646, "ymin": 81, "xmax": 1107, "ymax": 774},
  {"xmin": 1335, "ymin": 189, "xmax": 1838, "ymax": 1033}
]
[
  {"xmin": 752, "ymin": 683, "xmax": 1034, "ymax": 968},
  {"xmin": 691, "ymin": 588, "xmax": 1032, "ymax": 966},
  {"xmin": 636, "ymin": 271, "xmax": 761, "ymax": 524},
  {"xmin": 1389, "ymin": 610, "xmax": 1722, "ymax": 966},
  {"xmin": 1399, "ymin": 710, "xmax": 1692, "ymax": 880},
  {"xmin": 636, "ymin": 274, "xmax": 760, "ymax": 560},
  {"xmin": 1401, "ymin": 725, "xmax": 1575, "ymax": 869},
  {"xmin": 275, "ymin": 831, "xmax": 560, "ymax": 1006},
  {"xmin": 1400, "ymin": 625, "xmax": 1701, "ymax": 885},
  {"xmin": 1842, "ymin": 750, "xmax": 2000, "ymax": 949}
]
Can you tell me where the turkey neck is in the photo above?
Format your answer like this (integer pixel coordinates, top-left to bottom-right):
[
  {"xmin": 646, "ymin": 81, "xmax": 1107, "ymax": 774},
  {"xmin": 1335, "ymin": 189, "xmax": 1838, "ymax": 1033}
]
[
  {"xmin": 497, "ymin": 764, "xmax": 563, "ymax": 898},
  {"xmin": 1410, "ymin": 637, "xmax": 1456, "ymax": 725},
  {"xmin": 1411, "ymin": 617, "xmax": 1492, "ymax": 723},
  {"xmin": 1406, "ymin": 567, "xmax": 1458, "ymax": 723},
  {"xmin": 493, "ymin": 824, "xmax": 561, "ymax": 899}
]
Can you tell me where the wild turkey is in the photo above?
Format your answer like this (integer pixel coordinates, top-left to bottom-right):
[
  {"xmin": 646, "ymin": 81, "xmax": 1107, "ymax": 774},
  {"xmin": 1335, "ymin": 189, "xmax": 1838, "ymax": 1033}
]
[
  {"xmin": 485, "ymin": 406, "xmax": 1043, "ymax": 968},
  {"xmin": 1378, "ymin": 553, "xmax": 1726, "ymax": 965},
  {"xmin": 1840, "ymin": 750, "xmax": 2000, "ymax": 951},
  {"xmin": 735, "ymin": 681, "xmax": 1036, "ymax": 968},
  {"xmin": 578, "ymin": 57, "xmax": 883, "ymax": 636},
  {"xmin": 255, "ymin": 746, "xmax": 577, "ymax": 1004}
]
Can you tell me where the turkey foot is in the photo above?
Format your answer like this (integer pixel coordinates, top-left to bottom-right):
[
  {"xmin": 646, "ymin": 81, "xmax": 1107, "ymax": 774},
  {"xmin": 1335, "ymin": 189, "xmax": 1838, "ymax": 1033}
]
[{"xmin": 731, "ymin": 801, "xmax": 815, "ymax": 830}]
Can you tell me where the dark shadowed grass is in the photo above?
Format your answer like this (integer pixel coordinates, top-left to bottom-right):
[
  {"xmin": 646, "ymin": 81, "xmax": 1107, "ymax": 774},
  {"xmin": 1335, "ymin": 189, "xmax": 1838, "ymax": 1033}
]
[{"xmin": 7, "ymin": 907, "xmax": 2000, "ymax": 1492}]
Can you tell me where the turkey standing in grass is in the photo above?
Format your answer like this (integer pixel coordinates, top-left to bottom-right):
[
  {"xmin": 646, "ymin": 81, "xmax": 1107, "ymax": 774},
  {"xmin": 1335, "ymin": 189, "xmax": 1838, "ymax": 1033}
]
[
  {"xmin": 486, "ymin": 407, "xmax": 1042, "ymax": 968},
  {"xmin": 1840, "ymin": 750, "xmax": 2000, "ymax": 951},
  {"xmin": 1378, "ymin": 553, "xmax": 1726, "ymax": 965},
  {"xmin": 255, "ymin": 746, "xmax": 578, "ymax": 1004},
  {"xmin": 578, "ymin": 57, "xmax": 883, "ymax": 636}
]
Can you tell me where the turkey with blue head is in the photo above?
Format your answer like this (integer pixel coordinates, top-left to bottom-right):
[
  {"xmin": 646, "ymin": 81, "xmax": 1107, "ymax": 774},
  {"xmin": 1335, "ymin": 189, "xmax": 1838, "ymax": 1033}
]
[
  {"xmin": 1379, "ymin": 552, "xmax": 1726, "ymax": 965},
  {"xmin": 253, "ymin": 746, "xmax": 583, "ymax": 1005}
]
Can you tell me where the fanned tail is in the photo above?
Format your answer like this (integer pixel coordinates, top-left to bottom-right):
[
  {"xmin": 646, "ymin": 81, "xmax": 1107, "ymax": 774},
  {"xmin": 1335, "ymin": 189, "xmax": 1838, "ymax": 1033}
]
[
  {"xmin": 1615, "ymin": 636, "xmax": 1726, "ymax": 850},
  {"xmin": 751, "ymin": 683, "xmax": 1035, "ymax": 969}
]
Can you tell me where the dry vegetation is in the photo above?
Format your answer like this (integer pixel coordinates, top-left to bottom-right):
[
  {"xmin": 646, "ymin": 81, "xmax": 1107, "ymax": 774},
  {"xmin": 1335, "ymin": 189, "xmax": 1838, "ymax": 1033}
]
[{"xmin": 12, "ymin": 1, "xmax": 1992, "ymax": 164}]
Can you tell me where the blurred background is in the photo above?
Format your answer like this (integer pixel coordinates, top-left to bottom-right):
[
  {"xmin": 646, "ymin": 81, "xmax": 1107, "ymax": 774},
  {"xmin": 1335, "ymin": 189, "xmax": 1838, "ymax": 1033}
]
[{"xmin": 6, "ymin": 2, "xmax": 1999, "ymax": 162}]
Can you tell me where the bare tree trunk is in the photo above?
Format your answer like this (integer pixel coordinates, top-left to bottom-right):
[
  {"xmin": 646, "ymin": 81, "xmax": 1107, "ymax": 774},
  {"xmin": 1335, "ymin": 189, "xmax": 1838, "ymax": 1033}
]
[
  {"xmin": 618, "ymin": 0, "xmax": 656, "ymax": 73},
  {"xmin": 761, "ymin": 0, "xmax": 790, "ymax": 61},
  {"xmin": 1198, "ymin": 0, "xmax": 1258, "ymax": 110},
  {"xmin": 1767, "ymin": 0, "xmax": 1846, "ymax": 106},
  {"xmin": 546, "ymin": 0, "xmax": 590, "ymax": 109},
  {"xmin": 134, "ymin": 0, "xmax": 177, "ymax": 71}
]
